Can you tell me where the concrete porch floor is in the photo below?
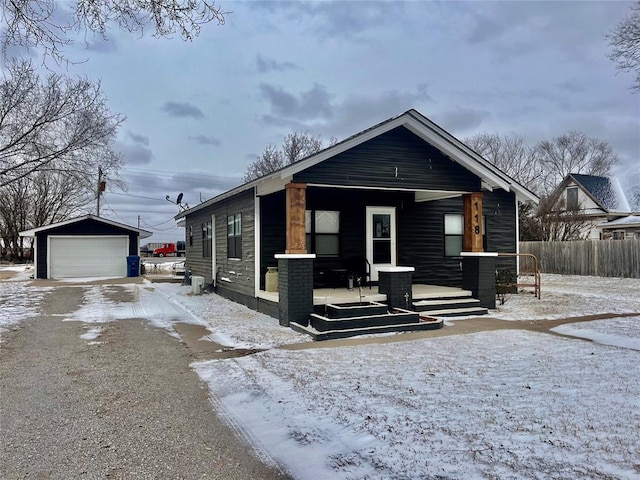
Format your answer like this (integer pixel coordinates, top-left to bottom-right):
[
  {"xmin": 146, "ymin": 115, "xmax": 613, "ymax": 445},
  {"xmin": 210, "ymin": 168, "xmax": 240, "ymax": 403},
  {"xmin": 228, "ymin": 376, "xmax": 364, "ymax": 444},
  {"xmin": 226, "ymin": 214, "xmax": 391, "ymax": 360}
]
[{"xmin": 256, "ymin": 284, "xmax": 473, "ymax": 306}]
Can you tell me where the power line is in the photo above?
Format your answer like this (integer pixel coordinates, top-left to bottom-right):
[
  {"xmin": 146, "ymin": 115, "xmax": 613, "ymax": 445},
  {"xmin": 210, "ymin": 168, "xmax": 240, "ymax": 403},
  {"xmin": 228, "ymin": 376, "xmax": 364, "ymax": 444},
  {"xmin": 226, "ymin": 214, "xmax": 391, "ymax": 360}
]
[
  {"xmin": 108, "ymin": 191, "xmax": 167, "ymax": 202},
  {"xmin": 122, "ymin": 168, "xmax": 240, "ymax": 184}
]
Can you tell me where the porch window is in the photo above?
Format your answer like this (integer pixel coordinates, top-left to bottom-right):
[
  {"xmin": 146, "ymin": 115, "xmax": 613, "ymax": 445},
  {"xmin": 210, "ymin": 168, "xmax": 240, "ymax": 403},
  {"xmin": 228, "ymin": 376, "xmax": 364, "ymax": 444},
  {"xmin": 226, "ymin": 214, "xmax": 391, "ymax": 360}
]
[
  {"xmin": 202, "ymin": 221, "xmax": 212, "ymax": 257},
  {"xmin": 227, "ymin": 213, "xmax": 242, "ymax": 259},
  {"xmin": 612, "ymin": 230, "xmax": 625, "ymax": 240},
  {"xmin": 306, "ymin": 210, "xmax": 339, "ymax": 257},
  {"xmin": 444, "ymin": 214, "xmax": 463, "ymax": 256}
]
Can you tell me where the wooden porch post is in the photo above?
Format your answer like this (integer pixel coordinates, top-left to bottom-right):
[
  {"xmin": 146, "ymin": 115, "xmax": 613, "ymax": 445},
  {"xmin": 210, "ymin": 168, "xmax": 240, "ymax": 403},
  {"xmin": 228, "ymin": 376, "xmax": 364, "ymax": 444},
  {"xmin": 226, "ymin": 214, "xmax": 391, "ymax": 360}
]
[
  {"xmin": 463, "ymin": 192, "xmax": 483, "ymax": 252},
  {"xmin": 285, "ymin": 182, "xmax": 307, "ymax": 254}
]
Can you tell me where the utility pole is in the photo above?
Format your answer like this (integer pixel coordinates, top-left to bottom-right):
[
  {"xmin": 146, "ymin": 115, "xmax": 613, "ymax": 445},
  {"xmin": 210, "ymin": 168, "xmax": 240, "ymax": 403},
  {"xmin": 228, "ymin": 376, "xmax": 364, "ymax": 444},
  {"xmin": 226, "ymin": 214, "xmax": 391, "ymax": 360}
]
[
  {"xmin": 96, "ymin": 167, "xmax": 105, "ymax": 216},
  {"xmin": 137, "ymin": 215, "xmax": 140, "ymax": 228}
]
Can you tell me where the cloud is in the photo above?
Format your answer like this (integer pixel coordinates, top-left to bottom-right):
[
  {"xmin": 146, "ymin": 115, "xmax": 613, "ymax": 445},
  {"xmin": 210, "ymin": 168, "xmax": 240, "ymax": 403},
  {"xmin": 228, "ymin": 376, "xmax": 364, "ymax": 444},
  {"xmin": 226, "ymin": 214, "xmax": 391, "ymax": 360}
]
[
  {"xmin": 160, "ymin": 101, "xmax": 205, "ymax": 120},
  {"xmin": 431, "ymin": 107, "xmax": 491, "ymax": 133},
  {"xmin": 259, "ymin": 82, "xmax": 432, "ymax": 138},
  {"xmin": 85, "ymin": 37, "xmax": 118, "ymax": 54},
  {"xmin": 260, "ymin": 82, "xmax": 333, "ymax": 123},
  {"xmin": 256, "ymin": 54, "xmax": 299, "ymax": 73},
  {"xmin": 188, "ymin": 135, "xmax": 221, "ymax": 146},
  {"xmin": 127, "ymin": 131, "xmax": 150, "ymax": 146},
  {"xmin": 118, "ymin": 138, "xmax": 154, "ymax": 166},
  {"xmin": 264, "ymin": 1, "xmax": 401, "ymax": 40}
]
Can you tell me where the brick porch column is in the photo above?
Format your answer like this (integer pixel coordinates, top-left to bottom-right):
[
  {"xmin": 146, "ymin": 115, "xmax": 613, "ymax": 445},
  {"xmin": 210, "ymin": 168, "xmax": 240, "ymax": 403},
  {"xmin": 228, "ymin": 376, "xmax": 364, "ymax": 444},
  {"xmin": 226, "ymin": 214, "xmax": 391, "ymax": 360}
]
[
  {"xmin": 460, "ymin": 252, "xmax": 497, "ymax": 309},
  {"xmin": 378, "ymin": 266, "xmax": 415, "ymax": 310},
  {"xmin": 275, "ymin": 253, "xmax": 316, "ymax": 327}
]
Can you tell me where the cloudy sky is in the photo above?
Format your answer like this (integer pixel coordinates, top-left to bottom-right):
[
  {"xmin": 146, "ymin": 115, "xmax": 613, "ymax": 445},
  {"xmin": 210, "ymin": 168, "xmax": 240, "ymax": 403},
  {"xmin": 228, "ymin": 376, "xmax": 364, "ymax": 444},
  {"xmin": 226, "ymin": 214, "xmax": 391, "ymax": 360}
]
[{"xmin": 36, "ymin": 1, "xmax": 640, "ymax": 242}]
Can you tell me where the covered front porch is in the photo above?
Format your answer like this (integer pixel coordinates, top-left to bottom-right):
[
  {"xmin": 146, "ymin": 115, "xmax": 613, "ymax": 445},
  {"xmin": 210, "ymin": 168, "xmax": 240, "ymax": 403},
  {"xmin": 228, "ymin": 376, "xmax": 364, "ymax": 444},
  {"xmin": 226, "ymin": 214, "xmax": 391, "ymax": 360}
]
[
  {"xmin": 257, "ymin": 283, "xmax": 481, "ymax": 310},
  {"xmin": 256, "ymin": 277, "xmax": 489, "ymax": 340}
]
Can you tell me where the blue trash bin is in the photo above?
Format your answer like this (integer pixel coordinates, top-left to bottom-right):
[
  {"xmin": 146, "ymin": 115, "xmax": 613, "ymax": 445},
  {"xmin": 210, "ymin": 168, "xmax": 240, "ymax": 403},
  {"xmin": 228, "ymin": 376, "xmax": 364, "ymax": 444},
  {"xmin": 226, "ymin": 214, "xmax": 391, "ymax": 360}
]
[{"xmin": 126, "ymin": 255, "xmax": 140, "ymax": 277}]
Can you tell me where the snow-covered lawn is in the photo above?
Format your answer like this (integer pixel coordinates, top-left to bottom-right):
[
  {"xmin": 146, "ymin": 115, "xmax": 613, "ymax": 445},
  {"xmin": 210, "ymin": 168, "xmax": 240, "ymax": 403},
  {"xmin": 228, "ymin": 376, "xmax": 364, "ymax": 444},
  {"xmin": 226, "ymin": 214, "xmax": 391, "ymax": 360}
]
[
  {"xmin": 153, "ymin": 282, "xmax": 309, "ymax": 349},
  {"xmin": 491, "ymin": 274, "xmax": 640, "ymax": 320},
  {"xmin": 195, "ymin": 330, "xmax": 639, "ymax": 479},
  {"xmin": 1, "ymin": 269, "xmax": 639, "ymax": 478}
]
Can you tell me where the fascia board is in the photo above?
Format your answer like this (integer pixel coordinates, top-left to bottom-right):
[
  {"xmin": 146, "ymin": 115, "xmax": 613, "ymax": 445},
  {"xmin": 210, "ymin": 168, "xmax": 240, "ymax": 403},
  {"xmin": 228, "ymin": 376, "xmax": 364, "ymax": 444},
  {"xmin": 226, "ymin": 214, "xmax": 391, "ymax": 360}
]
[{"xmin": 19, "ymin": 214, "xmax": 152, "ymax": 238}]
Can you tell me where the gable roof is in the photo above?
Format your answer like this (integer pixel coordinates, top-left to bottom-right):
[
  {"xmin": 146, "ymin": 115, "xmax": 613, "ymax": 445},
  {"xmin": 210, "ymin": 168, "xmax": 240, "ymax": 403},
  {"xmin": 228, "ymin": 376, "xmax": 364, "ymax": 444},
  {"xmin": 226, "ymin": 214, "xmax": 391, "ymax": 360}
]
[
  {"xmin": 176, "ymin": 109, "xmax": 539, "ymax": 220},
  {"xmin": 19, "ymin": 214, "xmax": 153, "ymax": 238},
  {"xmin": 564, "ymin": 173, "xmax": 631, "ymax": 213}
]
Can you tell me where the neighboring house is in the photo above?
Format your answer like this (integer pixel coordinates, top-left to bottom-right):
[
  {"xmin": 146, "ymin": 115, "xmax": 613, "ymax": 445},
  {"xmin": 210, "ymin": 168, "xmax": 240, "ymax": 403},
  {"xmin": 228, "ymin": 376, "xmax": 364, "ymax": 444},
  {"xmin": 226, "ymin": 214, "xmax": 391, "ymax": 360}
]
[
  {"xmin": 175, "ymin": 109, "xmax": 538, "ymax": 337},
  {"xmin": 550, "ymin": 173, "xmax": 639, "ymax": 240},
  {"xmin": 19, "ymin": 215, "xmax": 151, "ymax": 279}
]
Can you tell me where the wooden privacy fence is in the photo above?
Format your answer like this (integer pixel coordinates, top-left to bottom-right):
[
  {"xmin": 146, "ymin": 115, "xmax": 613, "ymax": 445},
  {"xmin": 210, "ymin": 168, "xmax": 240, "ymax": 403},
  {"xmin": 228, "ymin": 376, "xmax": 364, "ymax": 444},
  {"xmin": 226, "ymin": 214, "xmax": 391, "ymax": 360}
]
[{"xmin": 519, "ymin": 239, "xmax": 640, "ymax": 278}]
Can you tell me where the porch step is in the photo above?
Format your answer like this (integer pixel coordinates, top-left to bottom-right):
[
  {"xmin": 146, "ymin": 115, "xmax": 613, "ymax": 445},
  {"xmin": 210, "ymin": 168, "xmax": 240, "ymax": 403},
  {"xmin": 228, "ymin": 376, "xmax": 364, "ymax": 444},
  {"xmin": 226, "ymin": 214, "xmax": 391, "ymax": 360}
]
[
  {"xmin": 291, "ymin": 318, "xmax": 443, "ymax": 341},
  {"xmin": 415, "ymin": 306, "xmax": 489, "ymax": 317},
  {"xmin": 413, "ymin": 297, "xmax": 481, "ymax": 310},
  {"xmin": 323, "ymin": 302, "xmax": 388, "ymax": 319},
  {"xmin": 411, "ymin": 295, "xmax": 488, "ymax": 317},
  {"xmin": 310, "ymin": 310, "xmax": 420, "ymax": 332}
]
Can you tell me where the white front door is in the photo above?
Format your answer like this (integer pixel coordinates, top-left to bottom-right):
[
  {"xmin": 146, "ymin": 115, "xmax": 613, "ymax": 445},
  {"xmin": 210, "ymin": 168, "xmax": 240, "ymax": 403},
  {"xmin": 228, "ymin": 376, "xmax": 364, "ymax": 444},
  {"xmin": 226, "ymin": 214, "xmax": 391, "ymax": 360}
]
[{"xmin": 366, "ymin": 207, "xmax": 396, "ymax": 281}]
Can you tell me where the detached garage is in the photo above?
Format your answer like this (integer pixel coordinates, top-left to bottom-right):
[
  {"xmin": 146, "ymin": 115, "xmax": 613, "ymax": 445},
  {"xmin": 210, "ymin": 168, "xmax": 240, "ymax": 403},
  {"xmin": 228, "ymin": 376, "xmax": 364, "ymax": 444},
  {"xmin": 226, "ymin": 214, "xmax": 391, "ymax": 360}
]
[{"xmin": 20, "ymin": 215, "xmax": 152, "ymax": 279}]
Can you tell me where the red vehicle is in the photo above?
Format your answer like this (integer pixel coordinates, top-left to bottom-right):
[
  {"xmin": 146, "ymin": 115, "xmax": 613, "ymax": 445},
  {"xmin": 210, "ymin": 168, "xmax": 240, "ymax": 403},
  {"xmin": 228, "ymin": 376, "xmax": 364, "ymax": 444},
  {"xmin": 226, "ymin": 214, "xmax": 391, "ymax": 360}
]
[{"xmin": 152, "ymin": 241, "xmax": 185, "ymax": 257}]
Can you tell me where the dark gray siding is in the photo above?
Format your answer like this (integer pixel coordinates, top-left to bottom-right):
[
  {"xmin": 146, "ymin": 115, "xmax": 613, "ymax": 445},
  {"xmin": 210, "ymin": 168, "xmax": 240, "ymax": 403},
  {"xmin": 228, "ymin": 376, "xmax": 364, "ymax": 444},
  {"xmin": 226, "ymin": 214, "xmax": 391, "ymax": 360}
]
[
  {"xmin": 293, "ymin": 126, "xmax": 481, "ymax": 192},
  {"xmin": 185, "ymin": 188, "xmax": 256, "ymax": 298},
  {"xmin": 398, "ymin": 190, "xmax": 517, "ymax": 286},
  {"xmin": 35, "ymin": 219, "xmax": 140, "ymax": 279},
  {"xmin": 260, "ymin": 188, "xmax": 414, "ymax": 288},
  {"xmin": 260, "ymin": 186, "xmax": 517, "ymax": 289}
]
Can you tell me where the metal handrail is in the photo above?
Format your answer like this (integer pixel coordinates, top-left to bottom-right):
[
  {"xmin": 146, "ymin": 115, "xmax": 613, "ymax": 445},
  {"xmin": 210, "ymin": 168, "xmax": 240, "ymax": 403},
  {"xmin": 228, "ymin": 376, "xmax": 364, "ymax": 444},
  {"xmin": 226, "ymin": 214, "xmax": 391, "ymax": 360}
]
[{"xmin": 497, "ymin": 252, "xmax": 541, "ymax": 299}]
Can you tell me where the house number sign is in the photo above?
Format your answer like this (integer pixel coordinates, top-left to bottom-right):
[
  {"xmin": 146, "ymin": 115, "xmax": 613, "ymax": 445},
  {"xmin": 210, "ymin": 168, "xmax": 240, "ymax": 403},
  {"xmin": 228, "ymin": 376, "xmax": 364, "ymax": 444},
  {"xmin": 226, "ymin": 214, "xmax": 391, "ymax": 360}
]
[{"xmin": 463, "ymin": 193, "xmax": 483, "ymax": 252}]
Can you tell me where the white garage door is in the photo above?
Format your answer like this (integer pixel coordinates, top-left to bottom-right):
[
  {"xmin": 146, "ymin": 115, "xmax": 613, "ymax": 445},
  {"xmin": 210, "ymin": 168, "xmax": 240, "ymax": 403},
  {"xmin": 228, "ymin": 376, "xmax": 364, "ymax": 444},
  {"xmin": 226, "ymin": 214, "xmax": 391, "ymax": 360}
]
[{"xmin": 49, "ymin": 236, "xmax": 129, "ymax": 278}]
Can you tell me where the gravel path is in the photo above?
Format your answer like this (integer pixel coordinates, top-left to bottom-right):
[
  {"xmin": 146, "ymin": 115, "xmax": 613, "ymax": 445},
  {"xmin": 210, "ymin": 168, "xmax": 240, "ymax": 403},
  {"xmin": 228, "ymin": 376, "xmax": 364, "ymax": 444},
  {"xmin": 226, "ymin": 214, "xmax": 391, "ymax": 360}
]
[{"xmin": 0, "ymin": 285, "xmax": 290, "ymax": 479}]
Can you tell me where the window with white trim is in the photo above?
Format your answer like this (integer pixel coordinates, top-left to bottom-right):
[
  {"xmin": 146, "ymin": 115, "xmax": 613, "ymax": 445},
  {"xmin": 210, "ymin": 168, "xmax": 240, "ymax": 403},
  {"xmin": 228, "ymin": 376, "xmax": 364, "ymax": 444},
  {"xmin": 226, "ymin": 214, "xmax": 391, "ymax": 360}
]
[
  {"xmin": 306, "ymin": 210, "xmax": 340, "ymax": 257},
  {"xmin": 566, "ymin": 187, "xmax": 579, "ymax": 210},
  {"xmin": 227, "ymin": 213, "xmax": 242, "ymax": 259},
  {"xmin": 202, "ymin": 221, "xmax": 211, "ymax": 257},
  {"xmin": 444, "ymin": 214, "xmax": 463, "ymax": 256}
]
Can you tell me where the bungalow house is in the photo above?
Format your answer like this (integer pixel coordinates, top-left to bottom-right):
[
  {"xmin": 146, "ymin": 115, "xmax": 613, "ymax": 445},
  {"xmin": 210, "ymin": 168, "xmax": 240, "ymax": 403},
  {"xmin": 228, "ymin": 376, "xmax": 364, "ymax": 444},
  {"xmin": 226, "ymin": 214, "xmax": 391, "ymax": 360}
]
[
  {"xmin": 175, "ymin": 109, "xmax": 538, "ymax": 339},
  {"xmin": 550, "ymin": 173, "xmax": 640, "ymax": 240}
]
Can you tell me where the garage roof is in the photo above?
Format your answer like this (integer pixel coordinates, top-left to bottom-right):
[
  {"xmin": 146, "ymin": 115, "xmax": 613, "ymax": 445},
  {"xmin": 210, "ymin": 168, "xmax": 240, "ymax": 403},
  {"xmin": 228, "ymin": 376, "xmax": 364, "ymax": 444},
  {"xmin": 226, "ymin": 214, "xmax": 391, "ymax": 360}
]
[{"xmin": 19, "ymin": 215, "xmax": 153, "ymax": 238}]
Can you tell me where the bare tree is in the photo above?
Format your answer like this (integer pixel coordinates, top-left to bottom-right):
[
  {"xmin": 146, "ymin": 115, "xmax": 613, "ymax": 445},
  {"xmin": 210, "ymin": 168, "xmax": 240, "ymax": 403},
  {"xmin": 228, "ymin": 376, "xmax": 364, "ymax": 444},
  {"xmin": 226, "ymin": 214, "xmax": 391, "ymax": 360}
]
[
  {"xmin": 0, "ymin": 169, "xmax": 98, "ymax": 260},
  {"xmin": 607, "ymin": 1, "xmax": 640, "ymax": 92},
  {"xmin": 465, "ymin": 132, "xmax": 542, "ymax": 192},
  {"xmin": 536, "ymin": 195, "xmax": 596, "ymax": 241},
  {"xmin": 243, "ymin": 131, "xmax": 336, "ymax": 182},
  {"xmin": 0, "ymin": 60, "xmax": 122, "ymax": 260},
  {"xmin": 533, "ymin": 131, "xmax": 618, "ymax": 195},
  {"xmin": 0, "ymin": 60, "xmax": 123, "ymax": 187},
  {"xmin": 1, "ymin": 0, "xmax": 228, "ymax": 65}
]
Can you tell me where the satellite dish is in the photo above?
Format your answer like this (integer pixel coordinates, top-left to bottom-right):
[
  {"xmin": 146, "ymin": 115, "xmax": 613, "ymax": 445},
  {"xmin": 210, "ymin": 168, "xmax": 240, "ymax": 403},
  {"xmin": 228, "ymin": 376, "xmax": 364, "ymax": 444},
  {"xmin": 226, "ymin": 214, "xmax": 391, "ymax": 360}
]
[{"xmin": 176, "ymin": 193, "xmax": 184, "ymax": 204}]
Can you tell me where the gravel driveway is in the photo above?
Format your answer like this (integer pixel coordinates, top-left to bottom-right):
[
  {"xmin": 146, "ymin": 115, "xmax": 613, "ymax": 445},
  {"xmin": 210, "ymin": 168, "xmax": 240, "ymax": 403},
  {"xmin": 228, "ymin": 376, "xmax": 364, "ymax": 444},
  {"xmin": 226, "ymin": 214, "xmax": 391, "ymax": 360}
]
[{"xmin": 0, "ymin": 284, "xmax": 290, "ymax": 479}]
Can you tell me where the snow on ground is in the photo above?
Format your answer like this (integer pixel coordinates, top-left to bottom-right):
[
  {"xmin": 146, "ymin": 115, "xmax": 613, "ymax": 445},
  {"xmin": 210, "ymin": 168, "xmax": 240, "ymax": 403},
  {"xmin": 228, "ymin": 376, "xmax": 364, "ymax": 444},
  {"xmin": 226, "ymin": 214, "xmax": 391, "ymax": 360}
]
[
  {"xmin": 153, "ymin": 283, "xmax": 309, "ymax": 349},
  {"xmin": 2, "ymin": 271, "xmax": 640, "ymax": 478},
  {"xmin": 195, "ymin": 330, "xmax": 640, "ymax": 479},
  {"xmin": 0, "ymin": 280, "xmax": 52, "ymax": 335},
  {"xmin": 0, "ymin": 263, "xmax": 34, "ymax": 282},
  {"xmin": 488, "ymin": 274, "xmax": 640, "ymax": 321},
  {"xmin": 551, "ymin": 317, "xmax": 640, "ymax": 351}
]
